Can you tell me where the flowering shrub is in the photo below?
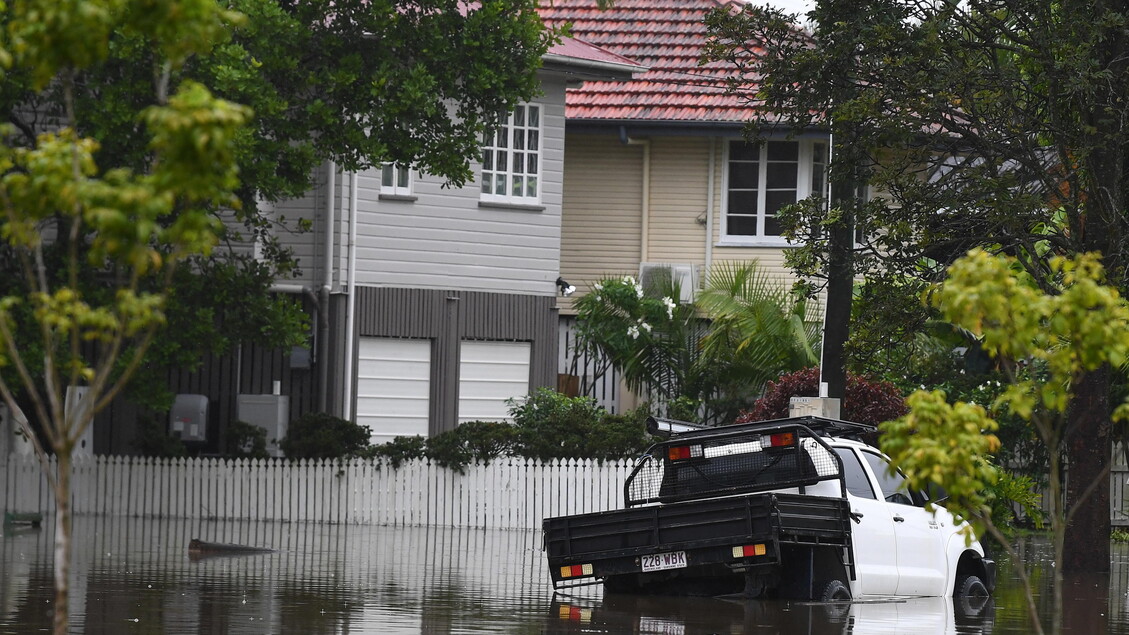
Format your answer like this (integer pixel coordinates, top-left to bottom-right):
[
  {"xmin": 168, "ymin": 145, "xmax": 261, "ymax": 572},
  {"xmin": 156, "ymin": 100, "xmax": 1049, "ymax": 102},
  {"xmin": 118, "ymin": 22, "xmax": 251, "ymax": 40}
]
[
  {"xmin": 572, "ymin": 274, "xmax": 715, "ymax": 419},
  {"xmin": 739, "ymin": 367, "xmax": 908, "ymax": 425}
]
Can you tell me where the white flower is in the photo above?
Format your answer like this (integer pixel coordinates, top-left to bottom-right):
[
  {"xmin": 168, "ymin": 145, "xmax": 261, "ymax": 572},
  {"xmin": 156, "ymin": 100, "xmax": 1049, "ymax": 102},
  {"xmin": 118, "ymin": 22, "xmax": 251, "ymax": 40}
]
[
  {"xmin": 640, "ymin": 321, "xmax": 652, "ymax": 333},
  {"xmin": 661, "ymin": 296, "xmax": 676, "ymax": 319},
  {"xmin": 634, "ymin": 284, "xmax": 644, "ymax": 299},
  {"xmin": 627, "ymin": 325, "xmax": 640, "ymax": 339},
  {"xmin": 593, "ymin": 282, "xmax": 603, "ymax": 291},
  {"xmin": 623, "ymin": 275, "xmax": 636, "ymax": 286}
]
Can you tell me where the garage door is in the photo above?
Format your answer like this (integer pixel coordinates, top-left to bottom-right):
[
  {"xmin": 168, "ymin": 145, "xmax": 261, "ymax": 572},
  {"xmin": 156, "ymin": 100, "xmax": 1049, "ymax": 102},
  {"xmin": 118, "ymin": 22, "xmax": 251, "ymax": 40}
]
[
  {"xmin": 458, "ymin": 340, "xmax": 531, "ymax": 424},
  {"xmin": 356, "ymin": 337, "xmax": 431, "ymax": 444}
]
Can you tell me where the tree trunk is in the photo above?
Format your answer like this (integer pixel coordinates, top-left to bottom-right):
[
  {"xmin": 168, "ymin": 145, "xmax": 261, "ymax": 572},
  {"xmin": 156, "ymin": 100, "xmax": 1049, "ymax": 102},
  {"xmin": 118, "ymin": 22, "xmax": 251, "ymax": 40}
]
[
  {"xmin": 1062, "ymin": 366, "xmax": 1111, "ymax": 574},
  {"xmin": 820, "ymin": 144, "xmax": 860, "ymax": 400},
  {"xmin": 52, "ymin": 451, "xmax": 72, "ymax": 634},
  {"xmin": 820, "ymin": 208, "xmax": 854, "ymax": 399}
]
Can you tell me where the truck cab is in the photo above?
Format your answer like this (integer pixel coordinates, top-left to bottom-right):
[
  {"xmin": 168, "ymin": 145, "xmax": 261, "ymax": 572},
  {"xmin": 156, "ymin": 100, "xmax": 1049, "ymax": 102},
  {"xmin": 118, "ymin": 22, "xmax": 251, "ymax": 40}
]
[{"xmin": 817, "ymin": 436, "xmax": 993, "ymax": 598}]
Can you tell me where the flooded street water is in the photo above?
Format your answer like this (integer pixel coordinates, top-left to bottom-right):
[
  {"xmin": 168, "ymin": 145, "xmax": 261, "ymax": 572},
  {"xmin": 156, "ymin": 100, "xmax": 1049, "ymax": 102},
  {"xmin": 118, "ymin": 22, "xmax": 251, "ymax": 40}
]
[{"xmin": 2, "ymin": 517, "xmax": 1129, "ymax": 634}]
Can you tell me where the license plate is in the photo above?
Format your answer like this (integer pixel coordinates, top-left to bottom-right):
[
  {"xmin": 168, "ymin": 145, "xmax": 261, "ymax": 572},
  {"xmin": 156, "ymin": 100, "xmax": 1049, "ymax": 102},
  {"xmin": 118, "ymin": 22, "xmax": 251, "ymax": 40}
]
[{"xmin": 641, "ymin": 551, "xmax": 688, "ymax": 572}]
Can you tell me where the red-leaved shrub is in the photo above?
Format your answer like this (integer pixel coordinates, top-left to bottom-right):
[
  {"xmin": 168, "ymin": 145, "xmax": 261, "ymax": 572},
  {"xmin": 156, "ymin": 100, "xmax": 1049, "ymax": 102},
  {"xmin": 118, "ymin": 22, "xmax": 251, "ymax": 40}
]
[{"xmin": 737, "ymin": 367, "xmax": 908, "ymax": 425}]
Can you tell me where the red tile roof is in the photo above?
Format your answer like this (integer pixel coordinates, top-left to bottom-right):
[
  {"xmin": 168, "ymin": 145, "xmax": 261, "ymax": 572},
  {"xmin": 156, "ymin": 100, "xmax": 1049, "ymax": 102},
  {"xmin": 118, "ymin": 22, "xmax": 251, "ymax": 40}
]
[{"xmin": 539, "ymin": 0, "xmax": 760, "ymax": 123}]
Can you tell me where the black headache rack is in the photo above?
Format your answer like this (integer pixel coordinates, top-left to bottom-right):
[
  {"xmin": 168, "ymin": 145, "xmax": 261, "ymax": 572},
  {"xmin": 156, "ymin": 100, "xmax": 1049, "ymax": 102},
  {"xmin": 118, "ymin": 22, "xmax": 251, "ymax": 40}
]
[{"xmin": 625, "ymin": 419, "xmax": 853, "ymax": 508}]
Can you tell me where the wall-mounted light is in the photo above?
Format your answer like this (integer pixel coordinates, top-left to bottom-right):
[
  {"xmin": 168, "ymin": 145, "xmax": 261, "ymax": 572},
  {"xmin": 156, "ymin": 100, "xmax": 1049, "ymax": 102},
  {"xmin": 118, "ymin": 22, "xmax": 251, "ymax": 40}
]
[{"xmin": 556, "ymin": 277, "xmax": 576, "ymax": 297}]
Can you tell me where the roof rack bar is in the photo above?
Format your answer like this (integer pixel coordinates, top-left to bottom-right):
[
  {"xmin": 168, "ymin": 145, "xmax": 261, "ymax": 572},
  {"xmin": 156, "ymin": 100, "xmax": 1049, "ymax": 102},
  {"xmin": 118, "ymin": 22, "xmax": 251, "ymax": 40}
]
[
  {"xmin": 661, "ymin": 416, "xmax": 877, "ymax": 443},
  {"xmin": 645, "ymin": 416, "xmax": 706, "ymax": 438}
]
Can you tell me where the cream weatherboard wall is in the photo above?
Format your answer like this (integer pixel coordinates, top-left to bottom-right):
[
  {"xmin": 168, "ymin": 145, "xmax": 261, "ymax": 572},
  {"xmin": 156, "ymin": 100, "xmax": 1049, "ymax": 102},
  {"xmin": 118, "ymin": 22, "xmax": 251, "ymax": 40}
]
[
  {"xmin": 559, "ymin": 134, "xmax": 645, "ymax": 311},
  {"xmin": 558, "ymin": 132, "xmax": 799, "ymax": 315},
  {"xmin": 646, "ymin": 136, "xmax": 711, "ymax": 267}
]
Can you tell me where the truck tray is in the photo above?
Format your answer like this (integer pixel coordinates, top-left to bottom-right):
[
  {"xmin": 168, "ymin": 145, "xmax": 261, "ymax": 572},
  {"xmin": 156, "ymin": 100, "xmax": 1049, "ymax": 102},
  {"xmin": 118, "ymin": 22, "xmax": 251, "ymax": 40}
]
[{"xmin": 544, "ymin": 492, "xmax": 851, "ymax": 588}]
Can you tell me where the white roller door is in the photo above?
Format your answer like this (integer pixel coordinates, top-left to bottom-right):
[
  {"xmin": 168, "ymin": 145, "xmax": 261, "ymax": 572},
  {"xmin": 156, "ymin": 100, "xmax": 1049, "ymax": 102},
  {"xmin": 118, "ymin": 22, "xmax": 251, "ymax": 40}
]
[
  {"xmin": 458, "ymin": 340, "xmax": 531, "ymax": 424},
  {"xmin": 356, "ymin": 337, "xmax": 431, "ymax": 444}
]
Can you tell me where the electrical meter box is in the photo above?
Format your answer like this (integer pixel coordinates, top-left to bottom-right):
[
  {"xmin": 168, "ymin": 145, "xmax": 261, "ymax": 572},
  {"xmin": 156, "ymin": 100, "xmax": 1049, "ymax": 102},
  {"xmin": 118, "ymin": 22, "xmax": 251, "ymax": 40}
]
[
  {"xmin": 236, "ymin": 394, "xmax": 289, "ymax": 458},
  {"xmin": 170, "ymin": 394, "xmax": 209, "ymax": 443},
  {"xmin": 789, "ymin": 396, "xmax": 841, "ymax": 419}
]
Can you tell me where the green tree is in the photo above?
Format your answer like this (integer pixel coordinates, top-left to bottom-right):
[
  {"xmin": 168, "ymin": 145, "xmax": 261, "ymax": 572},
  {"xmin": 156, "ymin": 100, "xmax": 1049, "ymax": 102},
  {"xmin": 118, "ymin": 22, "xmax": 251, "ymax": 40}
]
[
  {"xmin": 0, "ymin": 0, "xmax": 552, "ymax": 420},
  {"xmin": 706, "ymin": 0, "xmax": 1129, "ymax": 573},
  {"xmin": 696, "ymin": 261, "xmax": 821, "ymax": 385},
  {"xmin": 881, "ymin": 249, "xmax": 1129, "ymax": 635},
  {"xmin": 0, "ymin": 1, "xmax": 250, "ymax": 632}
]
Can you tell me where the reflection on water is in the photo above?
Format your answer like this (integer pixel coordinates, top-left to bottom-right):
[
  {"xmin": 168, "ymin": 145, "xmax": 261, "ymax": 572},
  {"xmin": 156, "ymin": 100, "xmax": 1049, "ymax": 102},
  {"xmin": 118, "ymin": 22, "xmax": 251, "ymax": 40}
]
[
  {"xmin": 1, "ymin": 518, "xmax": 1129, "ymax": 634},
  {"xmin": 547, "ymin": 593, "xmax": 995, "ymax": 635}
]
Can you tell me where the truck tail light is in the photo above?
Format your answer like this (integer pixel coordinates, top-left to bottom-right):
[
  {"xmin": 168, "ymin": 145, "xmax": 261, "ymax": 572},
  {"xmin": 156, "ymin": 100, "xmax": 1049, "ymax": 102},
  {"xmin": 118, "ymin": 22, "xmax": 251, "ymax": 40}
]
[
  {"xmin": 560, "ymin": 563, "xmax": 594, "ymax": 579},
  {"xmin": 763, "ymin": 432, "xmax": 795, "ymax": 448},
  {"xmin": 667, "ymin": 444, "xmax": 704, "ymax": 461},
  {"xmin": 732, "ymin": 544, "xmax": 767, "ymax": 558}
]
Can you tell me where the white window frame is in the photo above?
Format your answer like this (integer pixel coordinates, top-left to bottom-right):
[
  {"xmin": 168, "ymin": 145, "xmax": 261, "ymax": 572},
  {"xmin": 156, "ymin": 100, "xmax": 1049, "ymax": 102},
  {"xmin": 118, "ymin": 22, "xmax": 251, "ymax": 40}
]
[
  {"xmin": 720, "ymin": 139, "xmax": 828, "ymax": 246},
  {"xmin": 380, "ymin": 162, "xmax": 413, "ymax": 197},
  {"xmin": 480, "ymin": 103, "xmax": 542, "ymax": 205}
]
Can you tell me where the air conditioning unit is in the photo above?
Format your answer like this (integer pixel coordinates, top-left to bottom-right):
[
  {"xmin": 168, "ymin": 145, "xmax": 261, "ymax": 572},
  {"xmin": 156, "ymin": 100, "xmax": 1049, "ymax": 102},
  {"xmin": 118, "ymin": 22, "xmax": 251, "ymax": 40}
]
[{"xmin": 639, "ymin": 263, "xmax": 698, "ymax": 303}]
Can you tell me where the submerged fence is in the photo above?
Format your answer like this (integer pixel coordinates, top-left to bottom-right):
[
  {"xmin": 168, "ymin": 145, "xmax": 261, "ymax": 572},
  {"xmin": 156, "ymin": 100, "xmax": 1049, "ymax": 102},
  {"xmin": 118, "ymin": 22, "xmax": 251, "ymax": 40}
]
[
  {"xmin": 0, "ymin": 454, "xmax": 633, "ymax": 530},
  {"xmin": 9, "ymin": 454, "xmax": 1129, "ymax": 530}
]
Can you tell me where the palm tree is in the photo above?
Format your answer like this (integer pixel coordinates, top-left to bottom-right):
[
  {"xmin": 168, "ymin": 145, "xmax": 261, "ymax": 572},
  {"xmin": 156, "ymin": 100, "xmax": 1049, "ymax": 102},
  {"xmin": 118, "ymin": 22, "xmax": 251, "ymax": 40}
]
[
  {"xmin": 571, "ymin": 261, "xmax": 821, "ymax": 425},
  {"xmin": 695, "ymin": 261, "xmax": 822, "ymax": 420}
]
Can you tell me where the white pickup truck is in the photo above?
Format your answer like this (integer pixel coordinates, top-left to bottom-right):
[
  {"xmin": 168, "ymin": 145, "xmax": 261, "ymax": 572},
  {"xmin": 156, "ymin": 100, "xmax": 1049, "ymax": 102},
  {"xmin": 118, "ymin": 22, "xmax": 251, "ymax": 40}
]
[{"xmin": 543, "ymin": 415, "xmax": 996, "ymax": 601}]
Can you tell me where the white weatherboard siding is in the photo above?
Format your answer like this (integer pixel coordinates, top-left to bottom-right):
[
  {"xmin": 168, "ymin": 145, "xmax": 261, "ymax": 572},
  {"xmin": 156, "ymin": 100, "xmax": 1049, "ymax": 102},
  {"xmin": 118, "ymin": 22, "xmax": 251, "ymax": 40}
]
[
  {"xmin": 269, "ymin": 182, "xmax": 327, "ymax": 287},
  {"xmin": 458, "ymin": 341, "xmax": 531, "ymax": 423},
  {"xmin": 348, "ymin": 78, "xmax": 568, "ymax": 296},
  {"xmin": 356, "ymin": 337, "xmax": 431, "ymax": 443}
]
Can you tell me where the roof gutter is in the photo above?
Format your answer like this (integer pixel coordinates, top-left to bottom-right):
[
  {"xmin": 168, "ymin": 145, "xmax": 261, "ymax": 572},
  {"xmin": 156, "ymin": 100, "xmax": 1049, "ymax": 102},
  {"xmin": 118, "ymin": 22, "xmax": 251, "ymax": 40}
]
[{"xmin": 540, "ymin": 54, "xmax": 646, "ymax": 80}]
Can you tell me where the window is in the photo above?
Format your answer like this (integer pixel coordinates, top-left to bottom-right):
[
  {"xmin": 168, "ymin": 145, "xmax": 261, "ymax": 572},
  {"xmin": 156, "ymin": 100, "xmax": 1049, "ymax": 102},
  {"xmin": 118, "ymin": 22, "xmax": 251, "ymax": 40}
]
[
  {"xmin": 381, "ymin": 163, "xmax": 412, "ymax": 197},
  {"xmin": 834, "ymin": 447, "xmax": 877, "ymax": 500},
  {"xmin": 480, "ymin": 103, "xmax": 541, "ymax": 205},
  {"xmin": 861, "ymin": 450, "xmax": 916, "ymax": 506},
  {"xmin": 724, "ymin": 139, "xmax": 828, "ymax": 242}
]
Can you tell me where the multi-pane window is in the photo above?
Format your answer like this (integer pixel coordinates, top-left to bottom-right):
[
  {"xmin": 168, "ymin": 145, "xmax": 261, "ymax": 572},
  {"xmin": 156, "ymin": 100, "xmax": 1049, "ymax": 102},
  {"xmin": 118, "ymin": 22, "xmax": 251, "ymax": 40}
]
[
  {"xmin": 725, "ymin": 139, "xmax": 828, "ymax": 241},
  {"xmin": 381, "ymin": 163, "xmax": 412, "ymax": 196},
  {"xmin": 480, "ymin": 104, "xmax": 541, "ymax": 204}
]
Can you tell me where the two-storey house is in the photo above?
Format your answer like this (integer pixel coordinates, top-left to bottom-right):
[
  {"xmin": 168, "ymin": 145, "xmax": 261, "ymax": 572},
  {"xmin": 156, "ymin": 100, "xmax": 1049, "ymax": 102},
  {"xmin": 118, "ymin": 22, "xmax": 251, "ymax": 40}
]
[
  {"xmin": 539, "ymin": 0, "xmax": 831, "ymax": 411},
  {"xmin": 91, "ymin": 37, "xmax": 642, "ymax": 453}
]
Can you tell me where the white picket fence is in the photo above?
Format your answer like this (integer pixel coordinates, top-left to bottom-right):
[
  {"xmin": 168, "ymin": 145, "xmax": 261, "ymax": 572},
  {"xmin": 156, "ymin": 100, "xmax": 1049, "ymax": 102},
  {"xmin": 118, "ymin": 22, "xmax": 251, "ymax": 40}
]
[{"xmin": 0, "ymin": 454, "xmax": 634, "ymax": 530}]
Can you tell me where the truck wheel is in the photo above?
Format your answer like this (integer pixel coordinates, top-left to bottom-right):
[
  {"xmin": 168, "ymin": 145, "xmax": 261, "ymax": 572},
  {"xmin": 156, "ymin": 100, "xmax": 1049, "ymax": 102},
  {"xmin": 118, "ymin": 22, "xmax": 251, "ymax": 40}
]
[
  {"xmin": 815, "ymin": 579, "xmax": 851, "ymax": 602},
  {"xmin": 955, "ymin": 574, "xmax": 988, "ymax": 598}
]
